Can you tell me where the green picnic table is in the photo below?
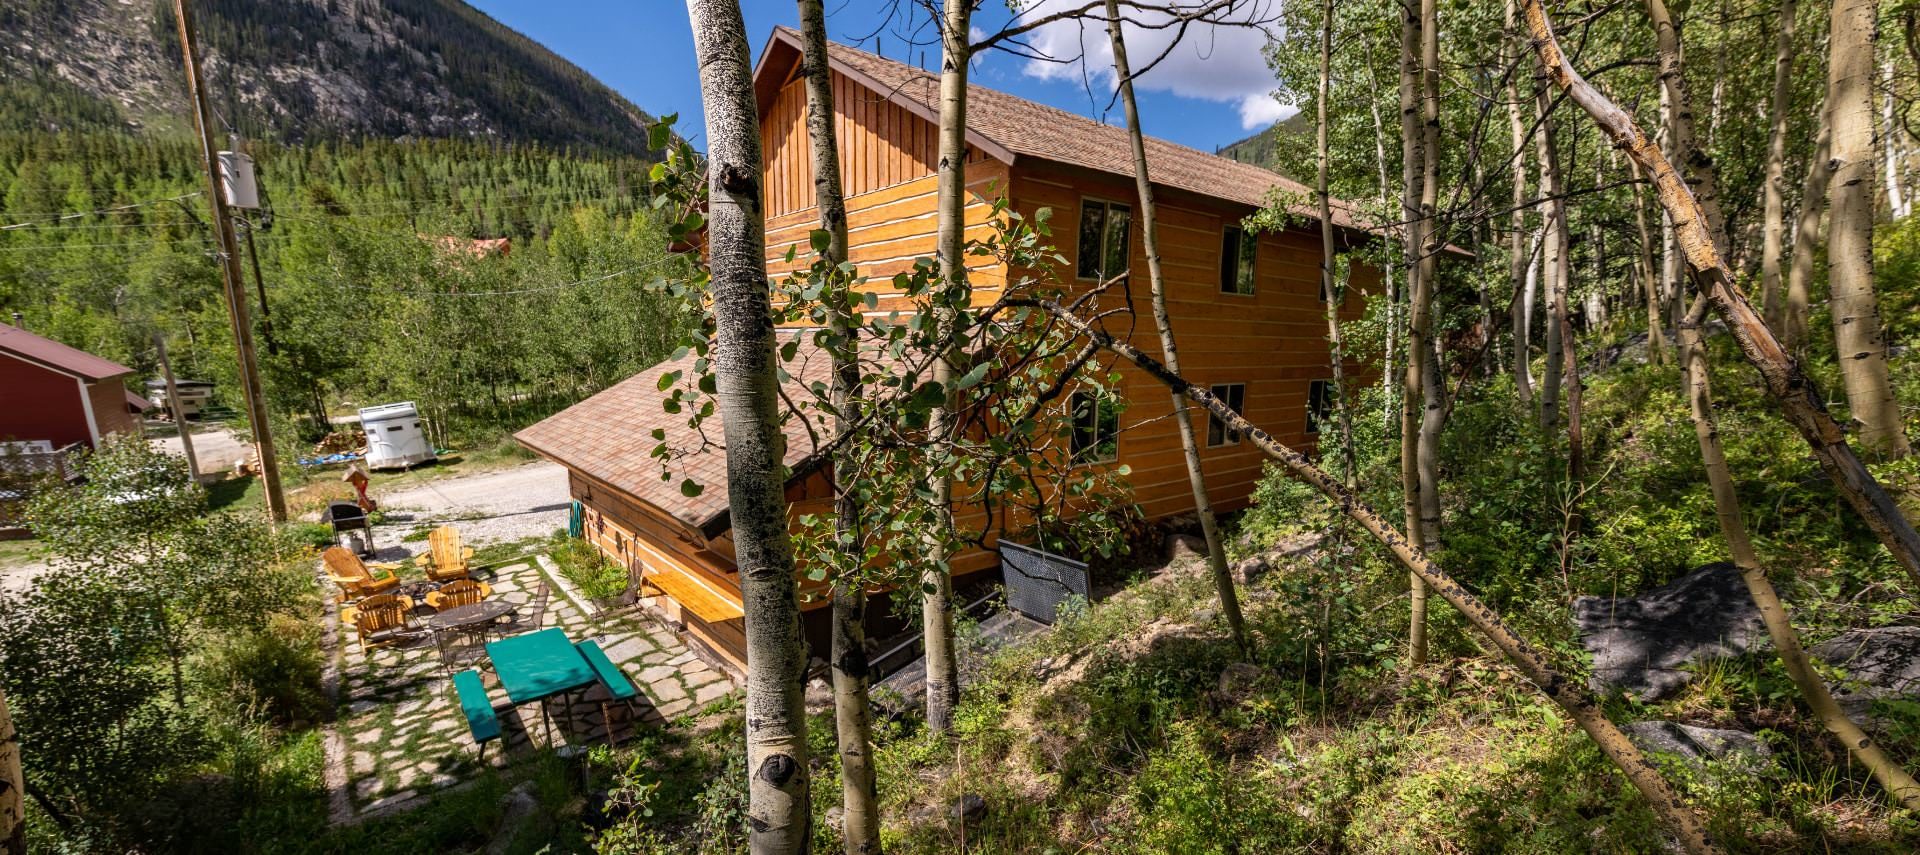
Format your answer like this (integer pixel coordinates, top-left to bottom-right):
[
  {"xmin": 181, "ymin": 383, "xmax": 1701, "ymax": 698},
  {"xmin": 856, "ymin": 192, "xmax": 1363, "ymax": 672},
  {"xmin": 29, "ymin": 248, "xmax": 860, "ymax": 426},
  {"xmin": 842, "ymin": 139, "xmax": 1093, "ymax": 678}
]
[
  {"xmin": 485, "ymin": 627, "xmax": 598, "ymax": 743},
  {"xmin": 487, "ymin": 627, "xmax": 597, "ymax": 705}
]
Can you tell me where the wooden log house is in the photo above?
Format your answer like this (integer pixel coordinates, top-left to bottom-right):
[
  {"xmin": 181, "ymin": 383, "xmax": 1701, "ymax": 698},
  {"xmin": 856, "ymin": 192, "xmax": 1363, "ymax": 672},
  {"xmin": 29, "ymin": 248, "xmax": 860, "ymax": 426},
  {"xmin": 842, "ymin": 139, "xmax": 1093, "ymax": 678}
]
[{"xmin": 516, "ymin": 28, "xmax": 1388, "ymax": 674}]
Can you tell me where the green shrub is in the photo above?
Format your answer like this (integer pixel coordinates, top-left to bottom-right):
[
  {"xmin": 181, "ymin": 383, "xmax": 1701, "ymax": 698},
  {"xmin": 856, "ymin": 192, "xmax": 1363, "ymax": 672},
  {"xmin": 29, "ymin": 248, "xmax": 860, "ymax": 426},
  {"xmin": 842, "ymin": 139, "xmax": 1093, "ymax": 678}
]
[
  {"xmin": 191, "ymin": 616, "xmax": 329, "ymax": 726},
  {"xmin": 550, "ymin": 534, "xmax": 630, "ymax": 601}
]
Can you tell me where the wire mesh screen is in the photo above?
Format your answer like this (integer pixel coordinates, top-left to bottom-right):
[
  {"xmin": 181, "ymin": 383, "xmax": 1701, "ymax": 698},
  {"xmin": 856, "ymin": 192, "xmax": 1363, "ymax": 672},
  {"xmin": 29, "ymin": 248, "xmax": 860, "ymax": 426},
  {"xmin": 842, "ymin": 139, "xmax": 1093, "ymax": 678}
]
[{"xmin": 1000, "ymin": 541, "xmax": 1090, "ymax": 625}]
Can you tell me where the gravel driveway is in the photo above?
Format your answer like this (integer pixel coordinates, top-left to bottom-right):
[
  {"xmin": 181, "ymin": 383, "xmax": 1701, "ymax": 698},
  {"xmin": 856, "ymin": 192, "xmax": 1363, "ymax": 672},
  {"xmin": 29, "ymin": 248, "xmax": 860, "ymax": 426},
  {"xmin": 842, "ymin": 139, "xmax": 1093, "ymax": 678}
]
[{"xmin": 368, "ymin": 460, "xmax": 572, "ymax": 553}]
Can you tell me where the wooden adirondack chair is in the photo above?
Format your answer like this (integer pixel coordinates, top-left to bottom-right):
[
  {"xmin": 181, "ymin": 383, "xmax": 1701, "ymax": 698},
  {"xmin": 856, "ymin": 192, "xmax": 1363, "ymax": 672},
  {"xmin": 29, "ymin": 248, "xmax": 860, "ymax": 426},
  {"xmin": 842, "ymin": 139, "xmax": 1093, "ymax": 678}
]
[
  {"xmin": 323, "ymin": 546, "xmax": 402, "ymax": 603},
  {"xmin": 415, "ymin": 526, "xmax": 475, "ymax": 582},
  {"xmin": 424, "ymin": 579, "xmax": 492, "ymax": 610},
  {"xmin": 340, "ymin": 593, "xmax": 417, "ymax": 649}
]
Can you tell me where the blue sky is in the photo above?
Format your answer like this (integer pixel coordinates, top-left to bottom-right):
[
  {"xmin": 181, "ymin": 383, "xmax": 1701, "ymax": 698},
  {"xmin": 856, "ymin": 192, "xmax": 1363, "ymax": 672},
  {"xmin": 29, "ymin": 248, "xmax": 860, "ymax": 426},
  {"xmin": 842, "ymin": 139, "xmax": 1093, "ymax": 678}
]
[{"xmin": 469, "ymin": 0, "xmax": 1293, "ymax": 155}]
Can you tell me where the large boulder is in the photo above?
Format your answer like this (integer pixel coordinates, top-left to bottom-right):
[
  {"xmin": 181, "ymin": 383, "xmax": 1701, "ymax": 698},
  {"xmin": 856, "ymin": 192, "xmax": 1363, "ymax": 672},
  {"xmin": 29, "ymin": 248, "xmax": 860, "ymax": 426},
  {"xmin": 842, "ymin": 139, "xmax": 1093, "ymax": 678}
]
[
  {"xmin": 1811, "ymin": 626, "xmax": 1920, "ymax": 720},
  {"xmin": 1623, "ymin": 721, "xmax": 1771, "ymax": 772},
  {"xmin": 1573, "ymin": 563, "xmax": 1768, "ymax": 700}
]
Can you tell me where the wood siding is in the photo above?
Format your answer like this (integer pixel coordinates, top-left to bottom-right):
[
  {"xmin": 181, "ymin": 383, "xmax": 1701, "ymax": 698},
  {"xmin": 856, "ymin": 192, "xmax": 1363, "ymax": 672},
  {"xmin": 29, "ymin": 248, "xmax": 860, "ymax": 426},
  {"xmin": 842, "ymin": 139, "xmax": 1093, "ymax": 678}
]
[
  {"xmin": 1009, "ymin": 162, "xmax": 1376, "ymax": 521},
  {"xmin": 759, "ymin": 70, "xmax": 1007, "ymax": 307}
]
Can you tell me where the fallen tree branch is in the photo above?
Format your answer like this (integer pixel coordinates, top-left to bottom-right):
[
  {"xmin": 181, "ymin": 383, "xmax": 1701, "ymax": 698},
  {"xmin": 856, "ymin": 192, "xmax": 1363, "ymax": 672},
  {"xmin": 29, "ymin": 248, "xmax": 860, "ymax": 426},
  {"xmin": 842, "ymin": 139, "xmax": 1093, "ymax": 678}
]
[{"xmin": 1010, "ymin": 295, "xmax": 1722, "ymax": 855}]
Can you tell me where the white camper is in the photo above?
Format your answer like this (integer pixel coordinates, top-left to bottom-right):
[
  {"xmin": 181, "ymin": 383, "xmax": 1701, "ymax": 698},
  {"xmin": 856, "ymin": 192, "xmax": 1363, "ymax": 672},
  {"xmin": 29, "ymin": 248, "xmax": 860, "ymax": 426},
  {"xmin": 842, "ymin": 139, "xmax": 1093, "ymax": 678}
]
[{"xmin": 357, "ymin": 402, "xmax": 436, "ymax": 470}]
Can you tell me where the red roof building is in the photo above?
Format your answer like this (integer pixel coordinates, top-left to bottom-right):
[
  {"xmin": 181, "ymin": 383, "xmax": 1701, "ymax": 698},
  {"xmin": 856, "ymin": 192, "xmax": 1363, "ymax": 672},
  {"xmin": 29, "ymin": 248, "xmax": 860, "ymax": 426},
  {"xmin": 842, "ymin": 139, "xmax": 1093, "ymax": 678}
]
[{"xmin": 0, "ymin": 323, "xmax": 144, "ymax": 450}]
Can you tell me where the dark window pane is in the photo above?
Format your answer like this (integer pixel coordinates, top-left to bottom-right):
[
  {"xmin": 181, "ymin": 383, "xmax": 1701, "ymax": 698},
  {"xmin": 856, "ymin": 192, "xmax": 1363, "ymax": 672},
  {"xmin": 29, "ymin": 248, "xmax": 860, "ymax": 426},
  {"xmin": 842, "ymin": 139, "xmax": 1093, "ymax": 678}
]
[
  {"xmin": 1219, "ymin": 228, "xmax": 1242, "ymax": 292},
  {"xmin": 1103, "ymin": 203, "xmax": 1131, "ymax": 282},
  {"xmin": 1221, "ymin": 227, "xmax": 1255, "ymax": 295},
  {"xmin": 1235, "ymin": 229, "xmax": 1258, "ymax": 294},
  {"xmin": 1307, "ymin": 380, "xmax": 1333, "ymax": 434},
  {"xmin": 1070, "ymin": 390, "xmax": 1120, "ymax": 464},
  {"xmin": 1076, "ymin": 201, "xmax": 1106, "ymax": 279},
  {"xmin": 1207, "ymin": 383, "xmax": 1245, "ymax": 446}
]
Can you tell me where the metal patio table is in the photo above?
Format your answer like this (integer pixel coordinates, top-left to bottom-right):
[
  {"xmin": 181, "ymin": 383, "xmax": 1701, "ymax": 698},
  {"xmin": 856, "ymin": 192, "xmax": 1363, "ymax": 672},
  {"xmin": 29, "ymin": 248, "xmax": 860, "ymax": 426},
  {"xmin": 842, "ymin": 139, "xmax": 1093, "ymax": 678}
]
[{"xmin": 427, "ymin": 599, "xmax": 515, "ymax": 632}]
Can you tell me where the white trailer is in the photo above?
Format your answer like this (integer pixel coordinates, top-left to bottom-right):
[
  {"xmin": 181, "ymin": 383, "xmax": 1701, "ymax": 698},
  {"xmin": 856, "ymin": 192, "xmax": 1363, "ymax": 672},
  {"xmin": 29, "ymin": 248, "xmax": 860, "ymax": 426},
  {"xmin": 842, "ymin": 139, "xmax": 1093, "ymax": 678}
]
[{"xmin": 357, "ymin": 402, "xmax": 436, "ymax": 470}]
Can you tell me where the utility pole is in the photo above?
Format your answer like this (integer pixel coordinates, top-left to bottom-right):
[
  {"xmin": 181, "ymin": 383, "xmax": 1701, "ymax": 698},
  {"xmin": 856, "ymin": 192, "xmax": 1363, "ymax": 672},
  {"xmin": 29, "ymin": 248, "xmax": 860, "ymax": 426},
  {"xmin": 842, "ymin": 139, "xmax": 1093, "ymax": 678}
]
[
  {"xmin": 154, "ymin": 333, "xmax": 202, "ymax": 482},
  {"xmin": 172, "ymin": 0, "xmax": 286, "ymax": 521}
]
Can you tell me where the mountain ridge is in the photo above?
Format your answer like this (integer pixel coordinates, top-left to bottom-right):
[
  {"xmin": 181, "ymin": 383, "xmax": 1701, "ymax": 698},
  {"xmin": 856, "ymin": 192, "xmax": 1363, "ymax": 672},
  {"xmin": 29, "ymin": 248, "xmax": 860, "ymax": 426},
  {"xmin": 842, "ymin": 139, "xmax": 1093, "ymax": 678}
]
[{"xmin": 0, "ymin": 0, "xmax": 659, "ymax": 157}]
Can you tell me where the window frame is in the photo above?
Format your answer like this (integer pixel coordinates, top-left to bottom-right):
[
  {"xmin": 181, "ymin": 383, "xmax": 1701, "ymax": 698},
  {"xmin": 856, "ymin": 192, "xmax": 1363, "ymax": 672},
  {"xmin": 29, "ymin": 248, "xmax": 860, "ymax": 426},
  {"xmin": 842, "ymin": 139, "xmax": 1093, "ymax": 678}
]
[
  {"xmin": 1068, "ymin": 388, "xmax": 1121, "ymax": 466},
  {"xmin": 1219, "ymin": 225, "xmax": 1257, "ymax": 296},
  {"xmin": 1075, "ymin": 197, "xmax": 1134, "ymax": 282},
  {"xmin": 1206, "ymin": 383, "xmax": 1247, "ymax": 447},
  {"xmin": 1306, "ymin": 379, "xmax": 1335, "ymax": 436}
]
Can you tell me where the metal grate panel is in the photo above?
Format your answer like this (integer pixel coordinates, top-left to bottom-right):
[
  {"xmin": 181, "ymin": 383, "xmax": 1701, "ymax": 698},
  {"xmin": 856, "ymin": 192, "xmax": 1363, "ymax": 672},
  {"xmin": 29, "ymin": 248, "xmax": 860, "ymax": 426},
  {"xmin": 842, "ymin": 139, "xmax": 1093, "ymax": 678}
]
[{"xmin": 1000, "ymin": 541, "xmax": 1090, "ymax": 625}]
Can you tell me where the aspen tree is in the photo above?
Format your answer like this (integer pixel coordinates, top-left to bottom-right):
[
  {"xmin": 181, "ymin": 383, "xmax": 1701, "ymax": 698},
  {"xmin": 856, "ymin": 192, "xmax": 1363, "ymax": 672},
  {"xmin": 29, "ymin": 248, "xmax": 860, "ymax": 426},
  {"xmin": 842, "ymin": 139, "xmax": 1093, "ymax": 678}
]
[
  {"xmin": 1825, "ymin": 0, "xmax": 1910, "ymax": 460},
  {"xmin": 792, "ymin": 1, "xmax": 881, "ymax": 847},
  {"xmin": 1103, "ymin": 0, "xmax": 1249, "ymax": 653},
  {"xmin": 684, "ymin": 0, "xmax": 811, "ymax": 847}
]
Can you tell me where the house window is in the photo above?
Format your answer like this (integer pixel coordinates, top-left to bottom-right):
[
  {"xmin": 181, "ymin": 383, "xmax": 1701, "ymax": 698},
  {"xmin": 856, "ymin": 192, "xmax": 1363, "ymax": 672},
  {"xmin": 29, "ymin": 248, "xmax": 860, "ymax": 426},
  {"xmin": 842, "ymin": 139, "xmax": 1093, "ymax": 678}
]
[
  {"xmin": 1070, "ymin": 390, "xmax": 1120, "ymax": 464},
  {"xmin": 1307, "ymin": 380, "xmax": 1335, "ymax": 435},
  {"xmin": 1219, "ymin": 226, "xmax": 1256, "ymax": 295},
  {"xmin": 1206, "ymin": 383, "xmax": 1246, "ymax": 447},
  {"xmin": 1076, "ymin": 199, "xmax": 1132, "ymax": 281}
]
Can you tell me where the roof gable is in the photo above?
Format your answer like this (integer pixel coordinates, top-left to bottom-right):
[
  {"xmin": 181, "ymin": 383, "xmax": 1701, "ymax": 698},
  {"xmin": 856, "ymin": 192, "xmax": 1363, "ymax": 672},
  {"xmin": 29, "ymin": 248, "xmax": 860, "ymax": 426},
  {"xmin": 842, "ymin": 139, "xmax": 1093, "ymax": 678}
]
[
  {"xmin": 755, "ymin": 27, "xmax": 1370, "ymax": 230},
  {"xmin": 0, "ymin": 324, "xmax": 134, "ymax": 382}
]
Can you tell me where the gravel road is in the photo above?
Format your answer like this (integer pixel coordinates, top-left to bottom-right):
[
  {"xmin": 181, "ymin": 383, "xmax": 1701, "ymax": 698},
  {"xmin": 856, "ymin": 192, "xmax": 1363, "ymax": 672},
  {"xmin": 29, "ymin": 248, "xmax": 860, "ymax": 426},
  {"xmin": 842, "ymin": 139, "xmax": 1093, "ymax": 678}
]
[
  {"xmin": 2, "ymin": 458, "xmax": 572, "ymax": 594},
  {"xmin": 367, "ymin": 460, "xmax": 572, "ymax": 554}
]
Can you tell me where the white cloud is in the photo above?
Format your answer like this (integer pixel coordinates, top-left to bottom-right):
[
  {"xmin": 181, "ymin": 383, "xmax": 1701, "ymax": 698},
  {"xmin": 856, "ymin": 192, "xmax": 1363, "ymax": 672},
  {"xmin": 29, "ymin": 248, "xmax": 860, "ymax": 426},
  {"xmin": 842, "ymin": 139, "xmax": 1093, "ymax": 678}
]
[{"xmin": 1008, "ymin": 0, "xmax": 1291, "ymax": 131}]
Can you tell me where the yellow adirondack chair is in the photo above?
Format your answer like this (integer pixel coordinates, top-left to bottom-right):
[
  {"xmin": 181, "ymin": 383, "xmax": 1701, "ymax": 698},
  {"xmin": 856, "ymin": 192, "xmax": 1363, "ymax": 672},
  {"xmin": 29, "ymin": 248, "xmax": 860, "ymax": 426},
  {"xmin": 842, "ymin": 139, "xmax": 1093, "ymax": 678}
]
[
  {"xmin": 424, "ymin": 579, "xmax": 492, "ymax": 610},
  {"xmin": 323, "ymin": 546, "xmax": 402, "ymax": 603},
  {"xmin": 340, "ymin": 593, "xmax": 416, "ymax": 649},
  {"xmin": 415, "ymin": 526, "xmax": 475, "ymax": 582}
]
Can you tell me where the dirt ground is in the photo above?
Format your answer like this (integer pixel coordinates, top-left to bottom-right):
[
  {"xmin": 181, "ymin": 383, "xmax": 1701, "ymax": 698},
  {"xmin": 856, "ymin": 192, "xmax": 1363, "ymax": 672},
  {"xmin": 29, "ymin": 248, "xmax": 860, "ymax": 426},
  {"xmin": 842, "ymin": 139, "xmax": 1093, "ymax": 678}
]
[{"xmin": 150, "ymin": 421, "xmax": 254, "ymax": 478}]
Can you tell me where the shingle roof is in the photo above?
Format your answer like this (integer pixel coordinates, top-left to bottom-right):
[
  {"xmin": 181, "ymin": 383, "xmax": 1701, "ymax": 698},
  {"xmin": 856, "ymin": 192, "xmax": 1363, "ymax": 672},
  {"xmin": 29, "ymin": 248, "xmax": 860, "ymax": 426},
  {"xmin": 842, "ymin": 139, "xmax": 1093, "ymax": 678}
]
[
  {"xmin": 0, "ymin": 323, "xmax": 133, "ymax": 381},
  {"xmin": 766, "ymin": 27, "xmax": 1372, "ymax": 231},
  {"xmin": 514, "ymin": 334, "xmax": 838, "ymax": 532}
]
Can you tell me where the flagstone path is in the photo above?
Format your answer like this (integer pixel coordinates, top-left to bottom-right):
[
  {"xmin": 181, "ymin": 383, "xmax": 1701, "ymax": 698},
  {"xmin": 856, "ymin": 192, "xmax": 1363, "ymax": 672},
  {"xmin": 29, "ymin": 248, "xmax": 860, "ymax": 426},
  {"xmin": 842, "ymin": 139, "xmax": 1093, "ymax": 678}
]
[{"xmin": 324, "ymin": 556, "xmax": 737, "ymax": 822}]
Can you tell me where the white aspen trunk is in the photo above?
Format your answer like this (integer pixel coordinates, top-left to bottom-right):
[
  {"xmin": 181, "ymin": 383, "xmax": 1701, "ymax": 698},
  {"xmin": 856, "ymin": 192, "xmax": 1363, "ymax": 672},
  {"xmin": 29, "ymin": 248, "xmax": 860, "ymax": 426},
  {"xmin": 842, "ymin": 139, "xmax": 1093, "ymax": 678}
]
[
  {"xmin": 1398, "ymin": 0, "xmax": 1432, "ymax": 667},
  {"xmin": 1536, "ymin": 79, "xmax": 1565, "ymax": 433},
  {"xmin": 1760, "ymin": 0, "xmax": 1797, "ymax": 327},
  {"xmin": 1785, "ymin": 125, "xmax": 1832, "ymax": 353},
  {"xmin": 1364, "ymin": 34, "xmax": 1401, "ymax": 432},
  {"xmin": 1506, "ymin": 0, "xmax": 1540, "ymax": 386},
  {"xmin": 1313, "ymin": 0, "xmax": 1359, "ymax": 489},
  {"xmin": 684, "ymin": 0, "xmax": 812, "ymax": 848},
  {"xmin": 1827, "ymin": 0, "xmax": 1910, "ymax": 459},
  {"xmin": 1416, "ymin": 0, "xmax": 1443, "ymax": 556},
  {"xmin": 1883, "ymin": 60, "xmax": 1910, "ymax": 218},
  {"xmin": 793, "ymin": 1, "xmax": 880, "ymax": 848},
  {"xmin": 924, "ymin": 0, "xmax": 973, "ymax": 735},
  {"xmin": 1104, "ymin": 0, "xmax": 1249, "ymax": 652},
  {"xmin": 1630, "ymin": 163, "xmax": 1664, "ymax": 363}
]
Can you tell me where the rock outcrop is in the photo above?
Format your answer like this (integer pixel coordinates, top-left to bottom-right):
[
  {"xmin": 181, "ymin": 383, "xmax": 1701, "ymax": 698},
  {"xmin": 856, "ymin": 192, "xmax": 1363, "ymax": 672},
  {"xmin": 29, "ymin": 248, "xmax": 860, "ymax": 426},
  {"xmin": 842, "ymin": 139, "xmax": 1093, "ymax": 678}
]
[{"xmin": 1573, "ymin": 563, "xmax": 1768, "ymax": 700}]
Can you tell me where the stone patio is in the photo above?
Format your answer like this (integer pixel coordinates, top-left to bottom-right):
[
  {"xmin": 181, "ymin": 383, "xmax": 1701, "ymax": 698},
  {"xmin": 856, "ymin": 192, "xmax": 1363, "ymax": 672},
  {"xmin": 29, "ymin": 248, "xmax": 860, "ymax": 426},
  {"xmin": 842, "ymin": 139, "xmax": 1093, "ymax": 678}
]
[{"xmin": 323, "ymin": 556, "xmax": 738, "ymax": 821}]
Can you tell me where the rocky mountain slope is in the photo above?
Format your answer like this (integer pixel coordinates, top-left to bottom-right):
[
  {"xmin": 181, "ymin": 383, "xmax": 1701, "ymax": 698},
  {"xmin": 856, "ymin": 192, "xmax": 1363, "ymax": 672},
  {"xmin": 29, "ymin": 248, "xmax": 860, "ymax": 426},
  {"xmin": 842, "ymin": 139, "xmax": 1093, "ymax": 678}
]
[{"xmin": 0, "ymin": 0, "xmax": 657, "ymax": 156}]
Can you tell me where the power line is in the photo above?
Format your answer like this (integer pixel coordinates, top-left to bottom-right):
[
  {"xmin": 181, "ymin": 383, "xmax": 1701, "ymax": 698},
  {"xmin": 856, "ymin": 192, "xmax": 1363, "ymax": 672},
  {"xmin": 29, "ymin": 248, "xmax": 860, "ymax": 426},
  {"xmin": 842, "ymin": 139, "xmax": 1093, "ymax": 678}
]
[
  {"xmin": 0, "ymin": 192, "xmax": 204, "ymax": 231},
  {"xmin": 0, "ymin": 235, "xmax": 216, "ymax": 253},
  {"xmin": 316, "ymin": 252, "xmax": 691, "ymax": 298},
  {"xmin": 0, "ymin": 218, "xmax": 205, "ymax": 232}
]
